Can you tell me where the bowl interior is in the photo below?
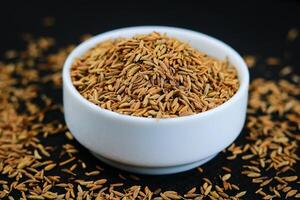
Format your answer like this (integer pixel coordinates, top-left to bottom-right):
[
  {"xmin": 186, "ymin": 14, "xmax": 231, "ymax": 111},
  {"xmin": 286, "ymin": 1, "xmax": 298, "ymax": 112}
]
[{"xmin": 63, "ymin": 26, "xmax": 249, "ymax": 122}]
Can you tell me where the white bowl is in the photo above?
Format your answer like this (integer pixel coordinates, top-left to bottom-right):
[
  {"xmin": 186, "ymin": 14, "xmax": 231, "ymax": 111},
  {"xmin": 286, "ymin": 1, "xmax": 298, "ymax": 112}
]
[{"xmin": 63, "ymin": 26, "xmax": 249, "ymax": 175}]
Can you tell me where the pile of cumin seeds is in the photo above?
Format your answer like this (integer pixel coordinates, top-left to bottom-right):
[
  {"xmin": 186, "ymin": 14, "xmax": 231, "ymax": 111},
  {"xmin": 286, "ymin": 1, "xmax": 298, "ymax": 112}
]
[{"xmin": 70, "ymin": 32, "xmax": 239, "ymax": 118}]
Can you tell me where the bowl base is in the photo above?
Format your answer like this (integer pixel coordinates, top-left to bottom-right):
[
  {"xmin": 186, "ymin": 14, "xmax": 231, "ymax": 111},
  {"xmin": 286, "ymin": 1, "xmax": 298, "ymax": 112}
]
[{"xmin": 90, "ymin": 152, "xmax": 218, "ymax": 175}]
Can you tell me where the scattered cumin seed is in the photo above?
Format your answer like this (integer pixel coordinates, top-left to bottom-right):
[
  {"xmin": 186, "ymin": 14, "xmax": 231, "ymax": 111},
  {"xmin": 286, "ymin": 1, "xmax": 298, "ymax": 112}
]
[
  {"xmin": 242, "ymin": 154, "xmax": 255, "ymax": 160},
  {"xmin": 129, "ymin": 174, "xmax": 141, "ymax": 181},
  {"xmin": 197, "ymin": 167, "xmax": 203, "ymax": 173},
  {"xmin": 280, "ymin": 65, "xmax": 293, "ymax": 76},
  {"xmin": 222, "ymin": 174, "xmax": 231, "ymax": 181},
  {"xmin": 65, "ymin": 131, "xmax": 74, "ymax": 140},
  {"xmin": 286, "ymin": 189, "xmax": 298, "ymax": 198},
  {"xmin": 282, "ymin": 176, "xmax": 298, "ymax": 182},
  {"xmin": 1, "ymin": 25, "xmax": 300, "ymax": 200},
  {"xmin": 244, "ymin": 55, "xmax": 256, "ymax": 68},
  {"xmin": 247, "ymin": 172, "xmax": 261, "ymax": 178},
  {"xmin": 118, "ymin": 173, "xmax": 127, "ymax": 180},
  {"xmin": 59, "ymin": 157, "xmax": 76, "ymax": 166},
  {"xmin": 287, "ymin": 28, "xmax": 299, "ymax": 41},
  {"xmin": 221, "ymin": 166, "xmax": 231, "ymax": 172},
  {"xmin": 204, "ymin": 185, "xmax": 212, "ymax": 196},
  {"xmin": 187, "ymin": 187, "xmax": 196, "ymax": 194},
  {"xmin": 28, "ymin": 195, "xmax": 45, "ymax": 200},
  {"xmin": 202, "ymin": 178, "xmax": 212, "ymax": 185},
  {"xmin": 265, "ymin": 57, "xmax": 280, "ymax": 65},
  {"xmin": 154, "ymin": 188, "xmax": 162, "ymax": 195},
  {"xmin": 260, "ymin": 178, "xmax": 273, "ymax": 187},
  {"xmin": 85, "ymin": 170, "xmax": 100, "ymax": 176},
  {"xmin": 44, "ymin": 163, "xmax": 56, "ymax": 171},
  {"xmin": 235, "ymin": 191, "xmax": 247, "ymax": 198},
  {"xmin": 226, "ymin": 155, "xmax": 237, "ymax": 160}
]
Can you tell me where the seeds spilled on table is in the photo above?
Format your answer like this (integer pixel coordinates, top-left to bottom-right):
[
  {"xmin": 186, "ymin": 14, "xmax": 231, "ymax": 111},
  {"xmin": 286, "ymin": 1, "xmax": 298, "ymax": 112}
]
[{"xmin": 0, "ymin": 25, "xmax": 299, "ymax": 199}]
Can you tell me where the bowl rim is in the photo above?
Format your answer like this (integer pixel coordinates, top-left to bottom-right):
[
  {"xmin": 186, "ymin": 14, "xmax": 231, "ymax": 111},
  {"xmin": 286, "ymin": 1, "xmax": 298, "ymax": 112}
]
[{"xmin": 63, "ymin": 26, "xmax": 249, "ymax": 124}]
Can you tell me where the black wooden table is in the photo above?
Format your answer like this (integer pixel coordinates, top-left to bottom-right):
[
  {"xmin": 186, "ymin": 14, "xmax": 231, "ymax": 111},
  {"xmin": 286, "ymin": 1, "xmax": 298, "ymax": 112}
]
[{"xmin": 1, "ymin": 1, "xmax": 299, "ymax": 199}]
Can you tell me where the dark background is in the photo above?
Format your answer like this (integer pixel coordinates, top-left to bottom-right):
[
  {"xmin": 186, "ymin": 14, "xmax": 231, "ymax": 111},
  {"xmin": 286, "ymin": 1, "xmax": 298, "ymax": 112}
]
[
  {"xmin": 1, "ymin": 0, "xmax": 299, "ymax": 198},
  {"xmin": 1, "ymin": 0, "xmax": 300, "ymax": 58}
]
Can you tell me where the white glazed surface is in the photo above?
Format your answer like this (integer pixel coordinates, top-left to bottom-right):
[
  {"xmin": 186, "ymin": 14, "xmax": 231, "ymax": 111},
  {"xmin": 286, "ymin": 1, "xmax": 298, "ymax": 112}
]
[
  {"xmin": 63, "ymin": 26, "xmax": 249, "ymax": 168},
  {"xmin": 91, "ymin": 152, "xmax": 218, "ymax": 175}
]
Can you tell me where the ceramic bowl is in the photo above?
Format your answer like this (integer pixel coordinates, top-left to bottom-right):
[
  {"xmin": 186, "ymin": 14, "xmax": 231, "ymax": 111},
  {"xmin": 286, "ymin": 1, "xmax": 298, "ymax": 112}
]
[{"xmin": 63, "ymin": 26, "xmax": 249, "ymax": 174}]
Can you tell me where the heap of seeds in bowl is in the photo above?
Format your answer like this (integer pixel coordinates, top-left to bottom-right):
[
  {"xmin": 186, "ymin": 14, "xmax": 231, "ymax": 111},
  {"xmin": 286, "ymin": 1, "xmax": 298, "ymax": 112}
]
[{"xmin": 71, "ymin": 32, "xmax": 239, "ymax": 118}]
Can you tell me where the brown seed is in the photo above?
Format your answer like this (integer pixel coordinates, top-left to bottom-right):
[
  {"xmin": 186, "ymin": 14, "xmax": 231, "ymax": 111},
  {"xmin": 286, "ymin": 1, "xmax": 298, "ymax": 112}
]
[
  {"xmin": 273, "ymin": 189, "xmax": 281, "ymax": 197},
  {"xmin": 286, "ymin": 190, "xmax": 298, "ymax": 199},
  {"xmin": 244, "ymin": 55, "xmax": 256, "ymax": 68},
  {"xmin": 187, "ymin": 187, "xmax": 196, "ymax": 194},
  {"xmin": 280, "ymin": 66, "xmax": 293, "ymax": 76},
  {"xmin": 266, "ymin": 57, "xmax": 280, "ymax": 65},
  {"xmin": 197, "ymin": 167, "xmax": 203, "ymax": 173},
  {"xmin": 242, "ymin": 154, "xmax": 255, "ymax": 160},
  {"xmin": 129, "ymin": 174, "xmax": 141, "ymax": 181},
  {"xmin": 222, "ymin": 174, "xmax": 231, "ymax": 181},
  {"xmin": 59, "ymin": 157, "xmax": 76, "ymax": 166},
  {"xmin": 85, "ymin": 170, "xmax": 100, "ymax": 176},
  {"xmin": 28, "ymin": 195, "xmax": 45, "ymax": 200},
  {"xmin": 235, "ymin": 191, "xmax": 247, "ymax": 198},
  {"xmin": 204, "ymin": 185, "xmax": 212, "ymax": 196},
  {"xmin": 226, "ymin": 155, "xmax": 237, "ymax": 160},
  {"xmin": 221, "ymin": 167, "xmax": 232, "ymax": 172},
  {"xmin": 65, "ymin": 131, "xmax": 74, "ymax": 140},
  {"xmin": 260, "ymin": 178, "xmax": 273, "ymax": 187},
  {"xmin": 287, "ymin": 28, "xmax": 299, "ymax": 41},
  {"xmin": 282, "ymin": 176, "xmax": 297, "ymax": 182},
  {"xmin": 247, "ymin": 172, "xmax": 261, "ymax": 178},
  {"xmin": 94, "ymin": 179, "xmax": 107, "ymax": 185},
  {"xmin": 163, "ymin": 191, "xmax": 181, "ymax": 199},
  {"xmin": 44, "ymin": 163, "xmax": 56, "ymax": 171}
]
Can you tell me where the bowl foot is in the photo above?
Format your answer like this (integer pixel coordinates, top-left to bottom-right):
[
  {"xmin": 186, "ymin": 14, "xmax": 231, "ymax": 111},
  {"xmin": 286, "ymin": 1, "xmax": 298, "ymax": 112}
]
[{"xmin": 90, "ymin": 152, "xmax": 218, "ymax": 175}]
